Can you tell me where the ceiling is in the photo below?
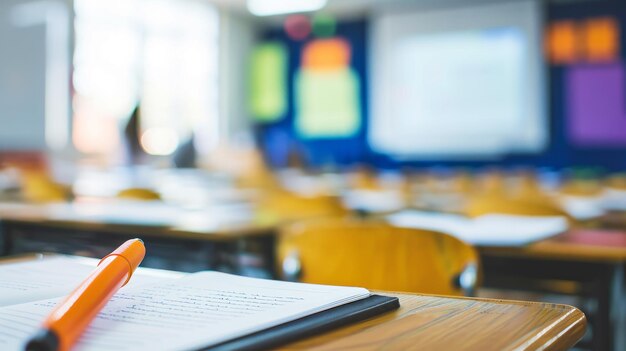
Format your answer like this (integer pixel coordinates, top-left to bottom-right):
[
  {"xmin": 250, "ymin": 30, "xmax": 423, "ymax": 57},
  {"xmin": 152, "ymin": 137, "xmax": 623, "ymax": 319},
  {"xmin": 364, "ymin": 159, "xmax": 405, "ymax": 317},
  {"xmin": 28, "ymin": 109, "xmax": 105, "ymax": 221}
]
[{"xmin": 209, "ymin": 0, "xmax": 498, "ymax": 18}]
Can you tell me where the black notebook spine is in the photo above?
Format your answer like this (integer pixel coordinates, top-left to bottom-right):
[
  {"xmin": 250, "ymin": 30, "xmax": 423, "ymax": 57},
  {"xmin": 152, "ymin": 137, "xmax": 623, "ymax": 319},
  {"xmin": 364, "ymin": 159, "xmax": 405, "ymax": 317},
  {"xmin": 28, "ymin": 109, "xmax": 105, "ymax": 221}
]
[{"xmin": 203, "ymin": 295, "xmax": 400, "ymax": 351}]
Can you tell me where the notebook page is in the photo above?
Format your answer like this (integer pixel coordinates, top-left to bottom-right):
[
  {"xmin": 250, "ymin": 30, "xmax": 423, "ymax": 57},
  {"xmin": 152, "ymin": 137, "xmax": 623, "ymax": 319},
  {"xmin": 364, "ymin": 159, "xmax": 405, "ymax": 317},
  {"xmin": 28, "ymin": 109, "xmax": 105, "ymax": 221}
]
[
  {"xmin": 0, "ymin": 272, "xmax": 369, "ymax": 351},
  {"xmin": 0, "ymin": 257, "xmax": 96, "ymax": 307},
  {"xmin": 0, "ymin": 256, "xmax": 180, "ymax": 307}
]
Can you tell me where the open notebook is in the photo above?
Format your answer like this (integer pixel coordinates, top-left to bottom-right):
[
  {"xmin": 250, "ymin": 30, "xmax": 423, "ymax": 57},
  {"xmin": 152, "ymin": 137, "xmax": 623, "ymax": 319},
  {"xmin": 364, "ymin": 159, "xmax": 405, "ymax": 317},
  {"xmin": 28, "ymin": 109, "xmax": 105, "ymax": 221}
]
[
  {"xmin": 0, "ymin": 256, "xmax": 387, "ymax": 351},
  {"xmin": 388, "ymin": 210, "xmax": 568, "ymax": 246}
]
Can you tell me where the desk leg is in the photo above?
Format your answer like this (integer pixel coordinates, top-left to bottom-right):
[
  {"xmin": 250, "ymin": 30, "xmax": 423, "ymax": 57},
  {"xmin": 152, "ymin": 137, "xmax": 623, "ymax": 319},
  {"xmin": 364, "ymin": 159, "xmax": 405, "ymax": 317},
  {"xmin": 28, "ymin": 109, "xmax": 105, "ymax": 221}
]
[
  {"xmin": 596, "ymin": 266, "xmax": 614, "ymax": 351},
  {"xmin": 0, "ymin": 221, "xmax": 11, "ymax": 256},
  {"xmin": 480, "ymin": 255, "xmax": 619, "ymax": 351},
  {"xmin": 231, "ymin": 233, "xmax": 276, "ymax": 279},
  {"xmin": 613, "ymin": 264, "xmax": 625, "ymax": 351}
]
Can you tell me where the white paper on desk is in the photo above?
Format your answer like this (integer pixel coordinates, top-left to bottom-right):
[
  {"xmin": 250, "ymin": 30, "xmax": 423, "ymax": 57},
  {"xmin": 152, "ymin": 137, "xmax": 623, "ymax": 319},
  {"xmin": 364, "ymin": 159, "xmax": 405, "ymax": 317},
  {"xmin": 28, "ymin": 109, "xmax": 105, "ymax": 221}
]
[
  {"xmin": 558, "ymin": 189, "xmax": 626, "ymax": 215},
  {"xmin": 602, "ymin": 188, "xmax": 626, "ymax": 211},
  {"xmin": 342, "ymin": 190, "xmax": 405, "ymax": 213},
  {"xmin": 45, "ymin": 201, "xmax": 184, "ymax": 226},
  {"xmin": 44, "ymin": 201, "xmax": 256, "ymax": 227},
  {"xmin": 0, "ymin": 202, "xmax": 34, "ymax": 213},
  {"xmin": 0, "ymin": 272, "xmax": 369, "ymax": 351},
  {"xmin": 557, "ymin": 195, "xmax": 605, "ymax": 220},
  {"xmin": 459, "ymin": 214, "xmax": 567, "ymax": 246},
  {"xmin": 387, "ymin": 211, "xmax": 469, "ymax": 236},
  {"xmin": 0, "ymin": 256, "xmax": 179, "ymax": 307},
  {"xmin": 388, "ymin": 211, "xmax": 567, "ymax": 246}
]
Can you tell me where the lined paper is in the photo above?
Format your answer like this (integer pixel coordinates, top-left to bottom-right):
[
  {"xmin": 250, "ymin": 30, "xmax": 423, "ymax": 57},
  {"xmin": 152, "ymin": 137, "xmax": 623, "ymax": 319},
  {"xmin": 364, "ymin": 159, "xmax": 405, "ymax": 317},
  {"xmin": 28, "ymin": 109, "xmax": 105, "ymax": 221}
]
[
  {"xmin": 0, "ymin": 257, "xmax": 95, "ymax": 307},
  {"xmin": 0, "ymin": 272, "xmax": 368, "ymax": 351},
  {"xmin": 0, "ymin": 257, "xmax": 179, "ymax": 307}
]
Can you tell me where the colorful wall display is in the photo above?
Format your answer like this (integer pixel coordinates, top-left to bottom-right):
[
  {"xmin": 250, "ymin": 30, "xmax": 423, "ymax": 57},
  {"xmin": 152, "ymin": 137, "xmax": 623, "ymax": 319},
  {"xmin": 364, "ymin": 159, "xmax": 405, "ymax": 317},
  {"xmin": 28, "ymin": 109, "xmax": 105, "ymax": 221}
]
[
  {"xmin": 295, "ymin": 38, "xmax": 361, "ymax": 138},
  {"xmin": 251, "ymin": 19, "xmax": 367, "ymax": 167},
  {"xmin": 249, "ymin": 42, "xmax": 288, "ymax": 123},
  {"xmin": 251, "ymin": 1, "xmax": 626, "ymax": 169},
  {"xmin": 284, "ymin": 15, "xmax": 312, "ymax": 41},
  {"xmin": 583, "ymin": 17, "xmax": 620, "ymax": 62},
  {"xmin": 545, "ymin": 21, "xmax": 578, "ymax": 64},
  {"xmin": 567, "ymin": 63, "xmax": 626, "ymax": 146},
  {"xmin": 546, "ymin": 17, "xmax": 620, "ymax": 64},
  {"xmin": 549, "ymin": 16, "xmax": 625, "ymax": 147}
]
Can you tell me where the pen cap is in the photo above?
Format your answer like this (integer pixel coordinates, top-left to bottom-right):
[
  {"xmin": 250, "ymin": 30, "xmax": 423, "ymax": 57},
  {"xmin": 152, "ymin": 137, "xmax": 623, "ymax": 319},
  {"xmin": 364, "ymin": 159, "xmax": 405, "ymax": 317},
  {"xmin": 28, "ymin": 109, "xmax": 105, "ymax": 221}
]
[{"xmin": 99, "ymin": 239, "xmax": 146, "ymax": 279}]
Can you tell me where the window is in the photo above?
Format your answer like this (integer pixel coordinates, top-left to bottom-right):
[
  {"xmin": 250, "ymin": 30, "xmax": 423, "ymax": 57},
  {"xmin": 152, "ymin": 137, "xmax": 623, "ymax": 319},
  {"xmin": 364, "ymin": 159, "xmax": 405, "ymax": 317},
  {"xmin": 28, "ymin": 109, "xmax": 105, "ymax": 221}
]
[{"xmin": 72, "ymin": 0, "xmax": 219, "ymax": 158}]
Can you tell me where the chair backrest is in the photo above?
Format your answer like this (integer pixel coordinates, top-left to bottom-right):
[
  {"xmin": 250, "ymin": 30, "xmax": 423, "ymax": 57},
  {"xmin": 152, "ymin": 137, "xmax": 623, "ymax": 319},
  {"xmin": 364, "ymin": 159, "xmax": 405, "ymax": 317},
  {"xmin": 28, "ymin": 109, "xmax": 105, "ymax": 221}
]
[
  {"xmin": 258, "ymin": 191, "xmax": 348, "ymax": 223},
  {"xmin": 606, "ymin": 173, "xmax": 626, "ymax": 190},
  {"xmin": 277, "ymin": 218, "xmax": 479, "ymax": 296},
  {"xmin": 465, "ymin": 196, "xmax": 571, "ymax": 219},
  {"xmin": 117, "ymin": 188, "xmax": 161, "ymax": 201},
  {"xmin": 20, "ymin": 171, "xmax": 71, "ymax": 203},
  {"xmin": 559, "ymin": 179, "xmax": 603, "ymax": 196}
]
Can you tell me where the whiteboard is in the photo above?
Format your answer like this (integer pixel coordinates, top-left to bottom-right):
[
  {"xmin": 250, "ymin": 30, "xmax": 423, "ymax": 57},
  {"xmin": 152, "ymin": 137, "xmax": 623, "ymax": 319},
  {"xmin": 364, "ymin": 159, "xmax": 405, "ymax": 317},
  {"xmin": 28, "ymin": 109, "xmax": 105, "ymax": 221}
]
[{"xmin": 369, "ymin": 0, "xmax": 546, "ymax": 159}]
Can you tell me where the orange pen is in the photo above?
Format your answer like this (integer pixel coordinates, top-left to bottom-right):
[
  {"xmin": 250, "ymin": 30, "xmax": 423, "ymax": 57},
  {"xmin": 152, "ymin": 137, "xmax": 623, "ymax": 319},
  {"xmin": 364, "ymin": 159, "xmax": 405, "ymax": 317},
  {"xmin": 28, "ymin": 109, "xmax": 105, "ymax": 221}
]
[{"xmin": 25, "ymin": 239, "xmax": 146, "ymax": 351}]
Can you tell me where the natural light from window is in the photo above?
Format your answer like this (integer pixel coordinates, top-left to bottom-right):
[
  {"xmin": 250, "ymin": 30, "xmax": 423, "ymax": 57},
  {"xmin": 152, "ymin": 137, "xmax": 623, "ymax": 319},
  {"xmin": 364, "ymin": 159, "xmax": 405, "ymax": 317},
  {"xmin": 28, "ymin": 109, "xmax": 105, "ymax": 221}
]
[{"xmin": 72, "ymin": 0, "xmax": 219, "ymax": 159}]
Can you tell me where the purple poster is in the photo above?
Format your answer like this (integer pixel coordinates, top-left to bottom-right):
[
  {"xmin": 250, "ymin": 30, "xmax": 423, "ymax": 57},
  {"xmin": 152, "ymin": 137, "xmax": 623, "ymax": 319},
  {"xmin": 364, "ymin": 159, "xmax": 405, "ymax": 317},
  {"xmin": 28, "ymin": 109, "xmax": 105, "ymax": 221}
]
[{"xmin": 567, "ymin": 63, "xmax": 626, "ymax": 146}]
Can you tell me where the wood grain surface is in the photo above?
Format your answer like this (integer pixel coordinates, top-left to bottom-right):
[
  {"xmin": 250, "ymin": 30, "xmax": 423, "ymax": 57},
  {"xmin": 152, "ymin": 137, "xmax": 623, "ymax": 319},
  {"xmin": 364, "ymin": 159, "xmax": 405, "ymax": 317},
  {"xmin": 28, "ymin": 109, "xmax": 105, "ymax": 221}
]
[
  {"xmin": 0, "ymin": 256, "xmax": 586, "ymax": 351},
  {"xmin": 280, "ymin": 292, "xmax": 586, "ymax": 351}
]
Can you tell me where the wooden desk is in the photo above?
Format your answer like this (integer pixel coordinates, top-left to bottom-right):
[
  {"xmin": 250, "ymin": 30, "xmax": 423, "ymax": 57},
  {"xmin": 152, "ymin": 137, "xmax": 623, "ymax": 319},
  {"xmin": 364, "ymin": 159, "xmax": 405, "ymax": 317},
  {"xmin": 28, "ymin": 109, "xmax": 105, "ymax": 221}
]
[
  {"xmin": 284, "ymin": 292, "xmax": 586, "ymax": 351},
  {"xmin": 479, "ymin": 229, "xmax": 626, "ymax": 351},
  {"xmin": 480, "ymin": 229, "xmax": 626, "ymax": 262},
  {"xmin": 0, "ymin": 201, "xmax": 277, "ymax": 240},
  {"xmin": 0, "ymin": 201, "xmax": 279, "ymax": 275},
  {"xmin": 0, "ymin": 254, "xmax": 586, "ymax": 351},
  {"xmin": 598, "ymin": 212, "xmax": 626, "ymax": 231},
  {"xmin": 0, "ymin": 206, "xmax": 615, "ymax": 350}
]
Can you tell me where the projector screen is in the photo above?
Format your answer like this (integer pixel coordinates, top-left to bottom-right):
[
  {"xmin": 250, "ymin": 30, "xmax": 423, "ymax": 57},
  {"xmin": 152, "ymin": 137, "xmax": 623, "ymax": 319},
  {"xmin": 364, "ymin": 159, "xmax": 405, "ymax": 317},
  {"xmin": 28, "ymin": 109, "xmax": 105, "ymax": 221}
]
[{"xmin": 369, "ymin": 0, "xmax": 546, "ymax": 159}]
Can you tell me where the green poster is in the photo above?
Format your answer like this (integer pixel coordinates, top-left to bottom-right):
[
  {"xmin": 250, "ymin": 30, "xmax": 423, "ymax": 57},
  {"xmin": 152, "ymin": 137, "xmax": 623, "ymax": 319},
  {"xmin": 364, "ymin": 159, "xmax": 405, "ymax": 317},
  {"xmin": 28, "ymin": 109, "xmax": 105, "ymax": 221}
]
[
  {"xmin": 249, "ymin": 43, "xmax": 287, "ymax": 122},
  {"xmin": 295, "ymin": 68, "xmax": 361, "ymax": 138}
]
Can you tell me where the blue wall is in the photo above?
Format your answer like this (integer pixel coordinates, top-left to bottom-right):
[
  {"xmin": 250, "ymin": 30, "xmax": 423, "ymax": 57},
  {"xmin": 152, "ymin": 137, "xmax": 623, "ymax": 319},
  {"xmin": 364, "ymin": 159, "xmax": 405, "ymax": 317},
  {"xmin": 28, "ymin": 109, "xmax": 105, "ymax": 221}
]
[{"xmin": 256, "ymin": 20, "xmax": 370, "ymax": 168}]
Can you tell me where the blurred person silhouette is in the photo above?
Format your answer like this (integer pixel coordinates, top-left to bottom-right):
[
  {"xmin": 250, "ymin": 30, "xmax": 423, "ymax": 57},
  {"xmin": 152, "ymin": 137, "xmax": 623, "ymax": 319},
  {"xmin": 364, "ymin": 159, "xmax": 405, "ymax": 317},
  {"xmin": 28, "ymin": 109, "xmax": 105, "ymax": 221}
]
[{"xmin": 121, "ymin": 104, "xmax": 146, "ymax": 165}]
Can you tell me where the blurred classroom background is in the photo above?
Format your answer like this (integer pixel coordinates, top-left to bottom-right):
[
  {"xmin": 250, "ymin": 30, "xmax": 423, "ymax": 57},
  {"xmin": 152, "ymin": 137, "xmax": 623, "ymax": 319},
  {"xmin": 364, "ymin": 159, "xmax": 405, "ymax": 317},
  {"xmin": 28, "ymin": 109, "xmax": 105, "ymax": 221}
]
[{"xmin": 1, "ymin": 0, "xmax": 626, "ymax": 350}]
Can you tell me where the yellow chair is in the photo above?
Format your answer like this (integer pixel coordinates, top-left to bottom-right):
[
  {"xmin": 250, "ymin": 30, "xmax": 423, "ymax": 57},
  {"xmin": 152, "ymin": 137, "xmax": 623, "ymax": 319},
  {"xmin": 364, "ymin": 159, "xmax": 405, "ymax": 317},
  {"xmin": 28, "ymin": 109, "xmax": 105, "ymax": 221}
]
[
  {"xmin": 277, "ymin": 218, "xmax": 479, "ymax": 296},
  {"xmin": 348, "ymin": 166, "xmax": 381, "ymax": 190},
  {"xmin": 450, "ymin": 170, "xmax": 473, "ymax": 194},
  {"xmin": 560, "ymin": 178, "xmax": 603, "ymax": 196},
  {"xmin": 206, "ymin": 146, "xmax": 281, "ymax": 191},
  {"xmin": 116, "ymin": 188, "xmax": 161, "ymax": 201},
  {"xmin": 510, "ymin": 172, "xmax": 545, "ymax": 200},
  {"xmin": 465, "ymin": 195, "xmax": 571, "ymax": 220},
  {"xmin": 473, "ymin": 170, "xmax": 506, "ymax": 198},
  {"xmin": 3, "ymin": 153, "xmax": 71, "ymax": 203},
  {"xmin": 257, "ymin": 191, "xmax": 348, "ymax": 223},
  {"xmin": 466, "ymin": 170, "xmax": 577, "ymax": 223},
  {"xmin": 21, "ymin": 171, "xmax": 71, "ymax": 203},
  {"xmin": 605, "ymin": 173, "xmax": 626, "ymax": 190}
]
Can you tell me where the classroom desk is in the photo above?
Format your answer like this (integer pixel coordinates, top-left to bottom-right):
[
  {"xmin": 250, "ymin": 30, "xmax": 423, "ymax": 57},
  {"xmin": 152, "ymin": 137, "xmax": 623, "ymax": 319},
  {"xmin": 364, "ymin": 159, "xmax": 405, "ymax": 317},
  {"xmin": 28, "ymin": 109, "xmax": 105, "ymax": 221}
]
[
  {"xmin": 479, "ymin": 229, "xmax": 626, "ymax": 351},
  {"xmin": 598, "ymin": 212, "xmax": 626, "ymax": 231},
  {"xmin": 0, "ymin": 205, "xmax": 618, "ymax": 350},
  {"xmin": 0, "ymin": 201, "xmax": 279, "ymax": 275},
  {"xmin": 0, "ymin": 254, "xmax": 587, "ymax": 351},
  {"xmin": 283, "ymin": 292, "xmax": 586, "ymax": 351}
]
